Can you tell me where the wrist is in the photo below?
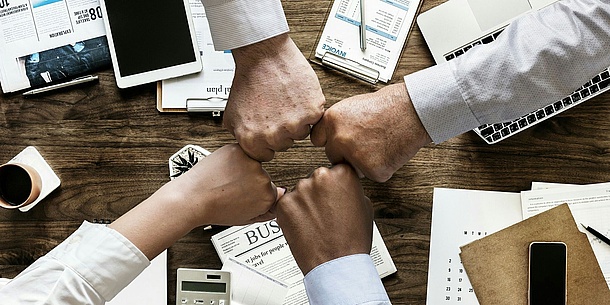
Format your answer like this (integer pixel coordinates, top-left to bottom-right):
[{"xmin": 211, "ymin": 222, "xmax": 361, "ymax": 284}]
[
  {"xmin": 392, "ymin": 83, "xmax": 432, "ymax": 146},
  {"xmin": 152, "ymin": 179, "xmax": 212, "ymax": 231},
  {"xmin": 232, "ymin": 33, "xmax": 293, "ymax": 68}
]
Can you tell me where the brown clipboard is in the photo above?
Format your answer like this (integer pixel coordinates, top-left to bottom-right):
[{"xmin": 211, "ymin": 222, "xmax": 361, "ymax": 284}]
[{"xmin": 459, "ymin": 204, "xmax": 610, "ymax": 305}]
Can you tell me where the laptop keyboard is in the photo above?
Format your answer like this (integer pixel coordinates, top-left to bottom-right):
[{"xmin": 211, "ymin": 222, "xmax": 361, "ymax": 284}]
[{"xmin": 443, "ymin": 28, "xmax": 610, "ymax": 144}]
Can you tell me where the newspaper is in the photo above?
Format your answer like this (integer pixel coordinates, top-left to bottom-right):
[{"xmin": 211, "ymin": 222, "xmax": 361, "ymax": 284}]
[
  {"xmin": 211, "ymin": 219, "xmax": 397, "ymax": 305},
  {"xmin": 0, "ymin": 0, "xmax": 110, "ymax": 93}
]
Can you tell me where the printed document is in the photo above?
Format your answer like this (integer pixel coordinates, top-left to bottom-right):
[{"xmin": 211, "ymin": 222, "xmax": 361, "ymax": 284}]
[
  {"xmin": 211, "ymin": 219, "xmax": 396, "ymax": 305},
  {"xmin": 314, "ymin": 0, "xmax": 419, "ymax": 82},
  {"xmin": 0, "ymin": 0, "xmax": 109, "ymax": 92}
]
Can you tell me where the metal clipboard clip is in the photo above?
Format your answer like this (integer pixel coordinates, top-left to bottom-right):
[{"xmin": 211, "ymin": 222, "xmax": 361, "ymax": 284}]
[
  {"xmin": 321, "ymin": 52, "xmax": 380, "ymax": 84},
  {"xmin": 186, "ymin": 97, "xmax": 227, "ymax": 117}
]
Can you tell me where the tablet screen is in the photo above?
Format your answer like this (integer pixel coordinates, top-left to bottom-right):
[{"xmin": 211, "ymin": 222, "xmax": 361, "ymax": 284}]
[{"xmin": 103, "ymin": 0, "xmax": 197, "ymax": 77}]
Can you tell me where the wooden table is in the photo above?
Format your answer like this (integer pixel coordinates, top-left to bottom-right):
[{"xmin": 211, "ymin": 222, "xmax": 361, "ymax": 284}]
[{"xmin": 2, "ymin": 0, "xmax": 610, "ymax": 303}]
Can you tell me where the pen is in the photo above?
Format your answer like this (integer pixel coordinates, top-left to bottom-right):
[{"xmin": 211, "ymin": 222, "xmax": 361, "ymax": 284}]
[
  {"xmin": 360, "ymin": 0, "xmax": 366, "ymax": 51},
  {"xmin": 22, "ymin": 75, "xmax": 99, "ymax": 96},
  {"xmin": 581, "ymin": 223, "xmax": 610, "ymax": 247}
]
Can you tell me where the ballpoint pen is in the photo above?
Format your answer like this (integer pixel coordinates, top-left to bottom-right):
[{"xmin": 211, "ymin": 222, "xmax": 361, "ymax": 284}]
[
  {"xmin": 22, "ymin": 75, "xmax": 99, "ymax": 96},
  {"xmin": 360, "ymin": 0, "xmax": 366, "ymax": 51},
  {"xmin": 581, "ymin": 223, "xmax": 610, "ymax": 247}
]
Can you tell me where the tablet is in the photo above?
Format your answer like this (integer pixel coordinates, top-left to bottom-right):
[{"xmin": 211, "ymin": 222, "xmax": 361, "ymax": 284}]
[{"xmin": 100, "ymin": 0, "xmax": 202, "ymax": 88}]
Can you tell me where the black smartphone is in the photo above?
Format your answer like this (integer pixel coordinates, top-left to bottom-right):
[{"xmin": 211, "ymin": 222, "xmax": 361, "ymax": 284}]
[{"xmin": 528, "ymin": 242, "xmax": 567, "ymax": 305}]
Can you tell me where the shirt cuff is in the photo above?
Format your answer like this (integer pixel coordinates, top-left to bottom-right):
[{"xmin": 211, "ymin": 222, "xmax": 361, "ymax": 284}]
[
  {"xmin": 303, "ymin": 254, "xmax": 390, "ymax": 305},
  {"xmin": 404, "ymin": 62, "xmax": 481, "ymax": 143},
  {"xmin": 201, "ymin": 0, "xmax": 289, "ymax": 51},
  {"xmin": 46, "ymin": 221, "xmax": 150, "ymax": 301}
]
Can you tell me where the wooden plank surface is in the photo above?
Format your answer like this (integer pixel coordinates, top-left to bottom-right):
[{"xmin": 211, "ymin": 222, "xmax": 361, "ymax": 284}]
[{"xmin": 2, "ymin": 0, "xmax": 610, "ymax": 304}]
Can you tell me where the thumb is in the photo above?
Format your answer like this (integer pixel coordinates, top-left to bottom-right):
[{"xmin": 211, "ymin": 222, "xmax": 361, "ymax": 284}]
[
  {"xmin": 310, "ymin": 117, "xmax": 328, "ymax": 147},
  {"xmin": 275, "ymin": 186, "xmax": 287, "ymax": 201},
  {"xmin": 270, "ymin": 182, "xmax": 287, "ymax": 203}
]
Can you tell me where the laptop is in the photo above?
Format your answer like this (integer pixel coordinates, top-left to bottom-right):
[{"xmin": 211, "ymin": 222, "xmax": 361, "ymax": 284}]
[{"xmin": 417, "ymin": 0, "xmax": 610, "ymax": 144}]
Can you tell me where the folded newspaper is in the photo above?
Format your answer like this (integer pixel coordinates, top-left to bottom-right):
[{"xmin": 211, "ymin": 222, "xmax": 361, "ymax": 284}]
[
  {"xmin": 212, "ymin": 220, "xmax": 397, "ymax": 305},
  {"xmin": 0, "ymin": 0, "xmax": 110, "ymax": 93}
]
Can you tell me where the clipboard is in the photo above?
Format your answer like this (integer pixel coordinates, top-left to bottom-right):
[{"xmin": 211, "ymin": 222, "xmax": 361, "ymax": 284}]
[
  {"xmin": 309, "ymin": 0, "xmax": 422, "ymax": 85},
  {"xmin": 459, "ymin": 204, "xmax": 610, "ymax": 305}
]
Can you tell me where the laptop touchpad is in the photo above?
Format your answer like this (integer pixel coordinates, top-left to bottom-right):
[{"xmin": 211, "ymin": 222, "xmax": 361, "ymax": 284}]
[{"xmin": 467, "ymin": 0, "xmax": 532, "ymax": 31}]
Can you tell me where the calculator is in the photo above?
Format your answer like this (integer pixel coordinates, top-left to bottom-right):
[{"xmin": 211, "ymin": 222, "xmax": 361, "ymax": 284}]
[{"xmin": 176, "ymin": 268, "xmax": 231, "ymax": 305}]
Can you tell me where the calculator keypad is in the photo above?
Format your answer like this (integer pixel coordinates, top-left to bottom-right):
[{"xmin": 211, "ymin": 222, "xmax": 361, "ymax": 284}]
[{"xmin": 179, "ymin": 298, "xmax": 228, "ymax": 305}]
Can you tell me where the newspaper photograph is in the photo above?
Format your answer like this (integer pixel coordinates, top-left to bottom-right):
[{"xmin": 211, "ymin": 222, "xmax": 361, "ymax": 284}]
[{"xmin": 0, "ymin": 0, "xmax": 109, "ymax": 92}]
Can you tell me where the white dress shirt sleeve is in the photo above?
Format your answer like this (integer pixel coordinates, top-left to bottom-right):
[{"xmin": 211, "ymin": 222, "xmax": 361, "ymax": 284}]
[
  {"xmin": 405, "ymin": 0, "xmax": 610, "ymax": 143},
  {"xmin": 201, "ymin": 0, "xmax": 290, "ymax": 51},
  {"xmin": 0, "ymin": 221, "xmax": 150, "ymax": 305},
  {"xmin": 303, "ymin": 254, "xmax": 391, "ymax": 305}
]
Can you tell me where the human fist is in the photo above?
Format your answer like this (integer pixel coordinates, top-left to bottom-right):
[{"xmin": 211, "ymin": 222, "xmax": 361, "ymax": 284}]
[
  {"xmin": 276, "ymin": 164, "xmax": 373, "ymax": 275},
  {"xmin": 168, "ymin": 144, "xmax": 283, "ymax": 227},
  {"xmin": 311, "ymin": 83, "xmax": 432, "ymax": 182},
  {"xmin": 225, "ymin": 34, "xmax": 325, "ymax": 162}
]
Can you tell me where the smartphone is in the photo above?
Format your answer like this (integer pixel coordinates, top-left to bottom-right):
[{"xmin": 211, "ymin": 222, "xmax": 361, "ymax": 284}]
[
  {"xmin": 100, "ymin": 0, "xmax": 202, "ymax": 88},
  {"xmin": 528, "ymin": 242, "xmax": 567, "ymax": 305}
]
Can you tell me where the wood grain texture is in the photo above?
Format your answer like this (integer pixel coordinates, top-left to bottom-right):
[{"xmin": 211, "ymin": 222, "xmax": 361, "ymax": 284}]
[{"xmin": 2, "ymin": 0, "xmax": 610, "ymax": 304}]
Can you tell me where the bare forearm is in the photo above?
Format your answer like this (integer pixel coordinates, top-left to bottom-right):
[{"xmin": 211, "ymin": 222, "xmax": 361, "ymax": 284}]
[{"xmin": 109, "ymin": 183, "xmax": 200, "ymax": 260}]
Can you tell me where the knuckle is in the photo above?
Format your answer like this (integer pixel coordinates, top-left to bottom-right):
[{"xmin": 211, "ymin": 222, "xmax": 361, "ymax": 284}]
[
  {"xmin": 312, "ymin": 167, "xmax": 331, "ymax": 179},
  {"xmin": 370, "ymin": 168, "xmax": 393, "ymax": 182},
  {"xmin": 293, "ymin": 177, "xmax": 311, "ymax": 192}
]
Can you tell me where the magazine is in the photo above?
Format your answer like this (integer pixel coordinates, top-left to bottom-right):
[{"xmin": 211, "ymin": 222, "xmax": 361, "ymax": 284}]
[
  {"xmin": 0, "ymin": 0, "xmax": 110, "ymax": 93},
  {"xmin": 211, "ymin": 219, "xmax": 397, "ymax": 305}
]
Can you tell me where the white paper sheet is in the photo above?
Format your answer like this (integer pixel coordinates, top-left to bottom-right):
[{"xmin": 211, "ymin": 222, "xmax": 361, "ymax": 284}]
[
  {"xmin": 222, "ymin": 256, "xmax": 289, "ymax": 305},
  {"xmin": 427, "ymin": 188, "xmax": 523, "ymax": 304},
  {"xmin": 108, "ymin": 250, "xmax": 167, "ymax": 305}
]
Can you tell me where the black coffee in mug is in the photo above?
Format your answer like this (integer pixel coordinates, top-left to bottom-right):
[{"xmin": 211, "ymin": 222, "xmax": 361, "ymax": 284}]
[{"xmin": 0, "ymin": 164, "xmax": 33, "ymax": 206}]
